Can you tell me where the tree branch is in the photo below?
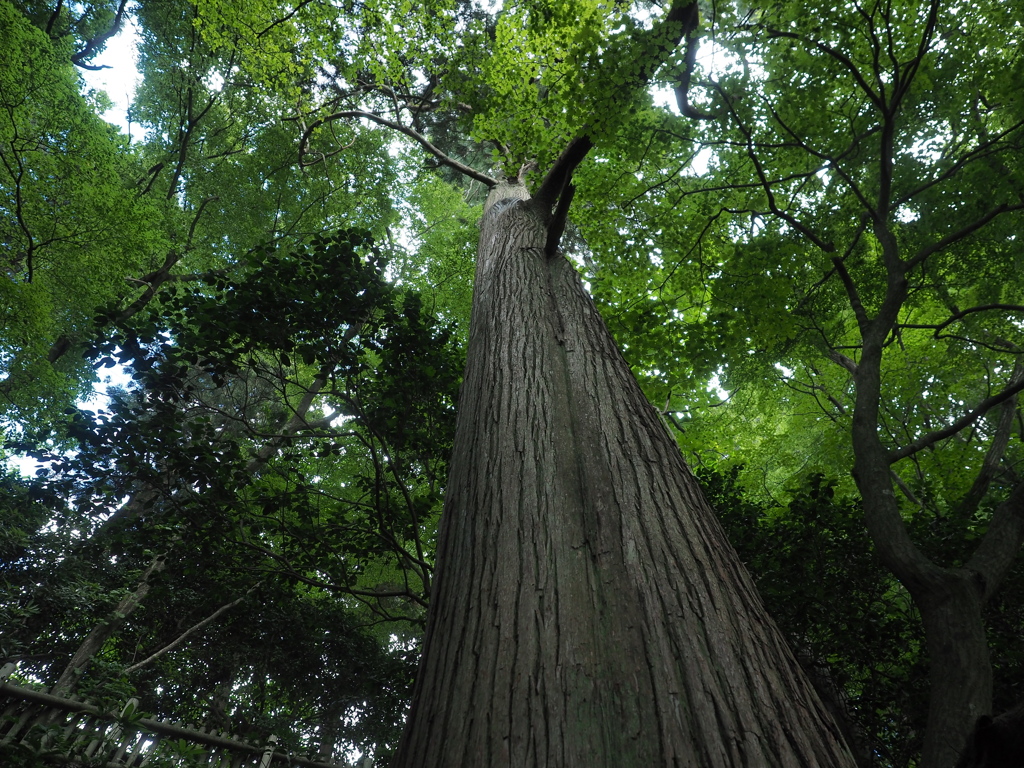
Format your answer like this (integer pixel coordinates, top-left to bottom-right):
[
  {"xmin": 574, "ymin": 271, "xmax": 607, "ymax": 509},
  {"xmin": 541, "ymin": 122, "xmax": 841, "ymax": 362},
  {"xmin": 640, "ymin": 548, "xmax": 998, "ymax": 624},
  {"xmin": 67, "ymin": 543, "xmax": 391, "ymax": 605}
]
[
  {"xmin": 892, "ymin": 118, "xmax": 1024, "ymax": 211},
  {"xmin": 907, "ymin": 204, "xmax": 1024, "ymax": 270},
  {"xmin": 166, "ymin": 86, "xmax": 223, "ymax": 201},
  {"xmin": 956, "ymin": 361, "xmax": 1023, "ymax": 517},
  {"xmin": 827, "ymin": 350, "xmax": 858, "ymax": 375},
  {"xmin": 237, "ymin": 537, "xmax": 428, "ymax": 609},
  {"xmin": 765, "ymin": 28, "xmax": 882, "ymax": 110},
  {"xmin": 966, "ymin": 478, "xmax": 1024, "ymax": 601},
  {"xmin": 760, "ymin": 98, "xmax": 875, "ymax": 216},
  {"xmin": 890, "ymin": 469, "xmax": 924, "ymax": 509},
  {"xmin": 71, "ymin": 0, "xmax": 129, "ymax": 70},
  {"xmin": 298, "ymin": 110, "xmax": 496, "ymax": 187},
  {"xmin": 899, "ymin": 304, "xmax": 1024, "ymax": 341},
  {"xmin": 110, "ymin": 249, "xmax": 185, "ymax": 326},
  {"xmin": 831, "ymin": 257, "xmax": 870, "ymax": 335},
  {"xmin": 187, "ymin": 195, "xmax": 219, "ymax": 248},
  {"xmin": 124, "ymin": 587, "xmax": 257, "ymax": 674},
  {"xmin": 248, "ymin": 369, "xmax": 333, "ymax": 469},
  {"xmin": 724, "ymin": 90, "xmax": 836, "ymax": 252},
  {"xmin": 13, "ymin": 242, "xmax": 204, "ymax": 380},
  {"xmin": 45, "ymin": 0, "xmax": 64, "ymax": 37},
  {"xmin": 671, "ymin": 2, "xmax": 714, "ymax": 120},
  {"xmin": 256, "ymin": 0, "xmax": 318, "ymax": 37},
  {"xmin": 892, "ymin": 0, "xmax": 939, "ymax": 107},
  {"xmin": 535, "ymin": 0, "xmax": 702, "ymax": 217},
  {"xmin": 533, "ymin": 137, "xmax": 593, "ymax": 212},
  {"xmin": 888, "ymin": 375, "xmax": 1024, "ymax": 463},
  {"xmin": 544, "ymin": 182, "xmax": 576, "ymax": 257}
]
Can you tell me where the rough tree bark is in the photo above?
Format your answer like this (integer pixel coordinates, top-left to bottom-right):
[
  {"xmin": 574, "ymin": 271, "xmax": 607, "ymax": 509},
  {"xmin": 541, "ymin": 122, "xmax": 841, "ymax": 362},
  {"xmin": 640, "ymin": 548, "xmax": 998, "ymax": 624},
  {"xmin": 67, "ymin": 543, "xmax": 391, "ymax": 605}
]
[{"xmin": 392, "ymin": 170, "xmax": 857, "ymax": 766}]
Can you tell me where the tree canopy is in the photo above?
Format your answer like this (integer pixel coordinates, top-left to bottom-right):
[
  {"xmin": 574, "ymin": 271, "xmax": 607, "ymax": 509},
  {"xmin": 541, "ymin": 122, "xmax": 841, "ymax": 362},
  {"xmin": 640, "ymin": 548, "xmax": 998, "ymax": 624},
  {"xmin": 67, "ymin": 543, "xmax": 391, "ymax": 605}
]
[{"xmin": 2, "ymin": 0, "xmax": 1023, "ymax": 765}]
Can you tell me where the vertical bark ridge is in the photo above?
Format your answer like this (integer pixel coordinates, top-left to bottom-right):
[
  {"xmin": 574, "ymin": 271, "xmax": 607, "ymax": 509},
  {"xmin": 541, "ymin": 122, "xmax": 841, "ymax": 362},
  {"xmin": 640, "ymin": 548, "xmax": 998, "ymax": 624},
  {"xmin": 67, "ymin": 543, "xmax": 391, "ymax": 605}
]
[{"xmin": 393, "ymin": 199, "xmax": 856, "ymax": 767}]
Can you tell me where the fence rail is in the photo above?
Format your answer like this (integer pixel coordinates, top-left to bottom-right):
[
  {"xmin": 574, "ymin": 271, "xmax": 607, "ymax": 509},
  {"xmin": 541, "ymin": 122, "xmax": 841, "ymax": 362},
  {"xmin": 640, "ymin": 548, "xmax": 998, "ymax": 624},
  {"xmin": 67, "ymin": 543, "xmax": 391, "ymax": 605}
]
[{"xmin": 0, "ymin": 663, "xmax": 351, "ymax": 768}]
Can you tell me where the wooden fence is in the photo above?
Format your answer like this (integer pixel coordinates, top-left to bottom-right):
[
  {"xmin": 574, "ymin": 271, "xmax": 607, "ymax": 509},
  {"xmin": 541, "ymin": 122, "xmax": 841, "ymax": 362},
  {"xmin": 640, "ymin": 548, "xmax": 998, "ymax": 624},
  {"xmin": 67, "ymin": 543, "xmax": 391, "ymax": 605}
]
[{"xmin": 0, "ymin": 663, "xmax": 359, "ymax": 768}]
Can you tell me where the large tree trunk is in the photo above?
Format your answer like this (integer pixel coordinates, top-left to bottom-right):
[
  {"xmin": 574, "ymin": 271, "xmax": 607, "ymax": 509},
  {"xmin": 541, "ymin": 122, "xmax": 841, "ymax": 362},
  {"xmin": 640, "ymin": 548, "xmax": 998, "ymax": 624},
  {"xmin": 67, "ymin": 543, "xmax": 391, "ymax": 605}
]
[
  {"xmin": 392, "ymin": 187, "xmax": 856, "ymax": 767},
  {"xmin": 853, "ymin": 441, "xmax": 1024, "ymax": 768}
]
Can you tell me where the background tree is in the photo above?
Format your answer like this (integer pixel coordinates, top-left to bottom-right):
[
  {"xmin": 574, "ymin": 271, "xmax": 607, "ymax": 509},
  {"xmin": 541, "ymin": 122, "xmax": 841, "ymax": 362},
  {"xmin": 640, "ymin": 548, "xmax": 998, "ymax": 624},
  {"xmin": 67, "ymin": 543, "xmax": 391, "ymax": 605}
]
[
  {"xmin": 3, "ymin": 232, "xmax": 461, "ymax": 762},
  {"xmin": 0, "ymin": 2, "xmax": 165, "ymax": 427}
]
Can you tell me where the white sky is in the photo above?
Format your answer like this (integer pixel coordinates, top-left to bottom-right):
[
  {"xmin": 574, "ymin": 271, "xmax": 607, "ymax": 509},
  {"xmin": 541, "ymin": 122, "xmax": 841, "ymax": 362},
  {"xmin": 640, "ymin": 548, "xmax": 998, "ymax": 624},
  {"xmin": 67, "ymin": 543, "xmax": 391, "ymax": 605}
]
[{"xmin": 80, "ymin": 15, "xmax": 142, "ymax": 135}]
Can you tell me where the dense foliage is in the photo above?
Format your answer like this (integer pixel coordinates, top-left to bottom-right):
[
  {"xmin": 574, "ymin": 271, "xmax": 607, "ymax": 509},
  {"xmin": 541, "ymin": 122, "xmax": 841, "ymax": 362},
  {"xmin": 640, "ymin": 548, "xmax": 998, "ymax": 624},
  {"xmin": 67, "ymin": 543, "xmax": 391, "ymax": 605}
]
[
  {"xmin": 2, "ymin": 0, "xmax": 1022, "ymax": 765},
  {"xmin": 3, "ymin": 232, "xmax": 461, "ymax": 762}
]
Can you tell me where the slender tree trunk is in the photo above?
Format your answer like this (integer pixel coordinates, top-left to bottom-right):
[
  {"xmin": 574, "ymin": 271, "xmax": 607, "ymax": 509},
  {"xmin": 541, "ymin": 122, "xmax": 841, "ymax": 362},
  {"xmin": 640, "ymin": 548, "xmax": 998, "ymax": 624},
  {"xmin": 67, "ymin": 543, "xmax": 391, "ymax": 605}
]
[
  {"xmin": 316, "ymin": 707, "xmax": 342, "ymax": 763},
  {"xmin": 393, "ymin": 189, "xmax": 855, "ymax": 767},
  {"xmin": 51, "ymin": 553, "xmax": 167, "ymax": 697},
  {"xmin": 205, "ymin": 653, "xmax": 241, "ymax": 731}
]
